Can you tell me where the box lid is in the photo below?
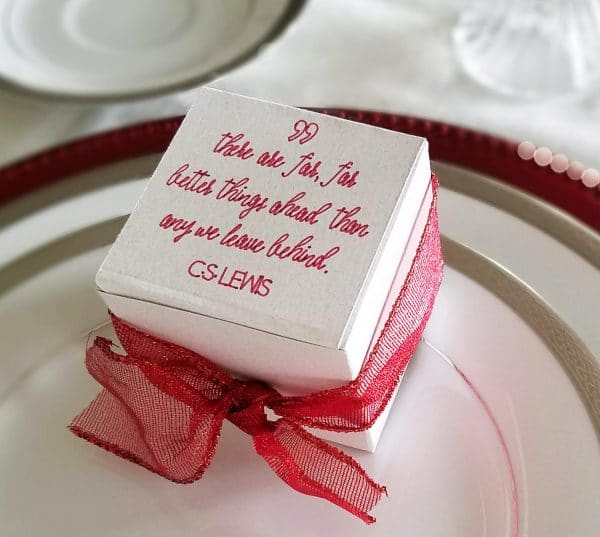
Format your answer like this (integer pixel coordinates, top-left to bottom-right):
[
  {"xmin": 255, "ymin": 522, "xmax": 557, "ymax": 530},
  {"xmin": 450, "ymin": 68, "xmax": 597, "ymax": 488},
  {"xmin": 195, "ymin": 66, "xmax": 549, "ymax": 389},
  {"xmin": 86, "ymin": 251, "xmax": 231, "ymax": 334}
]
[{"xmin": 97, "ymin": 88, "xmax": 430, "ymax": 357}]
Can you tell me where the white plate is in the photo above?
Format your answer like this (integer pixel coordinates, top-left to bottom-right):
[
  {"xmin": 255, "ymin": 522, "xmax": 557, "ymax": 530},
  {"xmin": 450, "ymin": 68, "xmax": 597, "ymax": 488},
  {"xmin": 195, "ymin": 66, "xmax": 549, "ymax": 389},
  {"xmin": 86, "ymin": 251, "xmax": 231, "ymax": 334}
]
[
  {"xmin": 0, "ymin": 160, "xmax": 598, "ymax": 536},
  {"xmin": 0, "ymin": 0, "xmax": 302, "ymax": 100}
]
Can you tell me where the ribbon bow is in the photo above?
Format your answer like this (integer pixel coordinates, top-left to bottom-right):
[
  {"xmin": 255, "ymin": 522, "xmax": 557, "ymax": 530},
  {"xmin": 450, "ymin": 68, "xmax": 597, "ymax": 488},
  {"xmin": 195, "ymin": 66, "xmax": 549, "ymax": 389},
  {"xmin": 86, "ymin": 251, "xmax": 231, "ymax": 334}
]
[{"xmin": 70, "ymin": 177, "xmax": 443, "ymax": 524}]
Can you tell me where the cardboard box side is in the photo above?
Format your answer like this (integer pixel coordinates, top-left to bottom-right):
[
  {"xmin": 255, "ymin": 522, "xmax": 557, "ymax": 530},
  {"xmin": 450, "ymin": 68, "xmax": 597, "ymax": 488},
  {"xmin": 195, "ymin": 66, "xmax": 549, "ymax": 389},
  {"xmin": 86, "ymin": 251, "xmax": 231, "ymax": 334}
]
[
  {"xmin": 343, "ymin": 156, "xmax": 431, "ymax": 374},
  {"xmin": 98, "ymin": 291, "xmax": 354, "ymax": 392},
  {"xmin": 96, "ymin": 268, "xmax": 335, "ymax": 347},
  {"xmin": 308, "ymin": 184, "xmax": 435, "ymax": 451}
]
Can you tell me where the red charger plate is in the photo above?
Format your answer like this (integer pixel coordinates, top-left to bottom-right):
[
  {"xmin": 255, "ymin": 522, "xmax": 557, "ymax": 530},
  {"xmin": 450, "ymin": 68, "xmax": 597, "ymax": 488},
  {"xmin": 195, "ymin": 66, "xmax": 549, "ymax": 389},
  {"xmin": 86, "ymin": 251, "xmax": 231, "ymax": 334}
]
[{"xmin": 1, "ymin": 111, "xmax": 598, "ymax": 231}]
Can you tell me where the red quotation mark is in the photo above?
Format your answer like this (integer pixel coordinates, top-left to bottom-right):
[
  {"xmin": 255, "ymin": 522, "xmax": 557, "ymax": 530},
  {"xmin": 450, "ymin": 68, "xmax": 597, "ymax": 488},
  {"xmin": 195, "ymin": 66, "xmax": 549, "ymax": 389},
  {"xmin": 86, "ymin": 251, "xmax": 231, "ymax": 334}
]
[{"xmin": 287, "ymin": 119, "xmax": 319, "ymax": 145}]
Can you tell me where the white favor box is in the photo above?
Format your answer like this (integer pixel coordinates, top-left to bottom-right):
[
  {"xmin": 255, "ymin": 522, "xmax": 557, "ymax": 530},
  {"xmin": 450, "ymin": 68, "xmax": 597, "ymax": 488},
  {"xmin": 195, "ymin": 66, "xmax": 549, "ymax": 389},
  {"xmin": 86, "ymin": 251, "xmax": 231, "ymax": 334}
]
[{"xmin": 96, "ymin": 88, "xmax": 432, "ymax": 451}]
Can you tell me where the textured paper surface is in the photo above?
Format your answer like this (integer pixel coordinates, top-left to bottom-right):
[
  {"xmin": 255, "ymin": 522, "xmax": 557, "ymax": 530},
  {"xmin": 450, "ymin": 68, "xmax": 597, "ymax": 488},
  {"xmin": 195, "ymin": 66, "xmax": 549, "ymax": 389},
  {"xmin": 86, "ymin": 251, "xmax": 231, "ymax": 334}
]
[{"xmin": 98, "ymin": 88, "xmax": 426, "ymax": 348}]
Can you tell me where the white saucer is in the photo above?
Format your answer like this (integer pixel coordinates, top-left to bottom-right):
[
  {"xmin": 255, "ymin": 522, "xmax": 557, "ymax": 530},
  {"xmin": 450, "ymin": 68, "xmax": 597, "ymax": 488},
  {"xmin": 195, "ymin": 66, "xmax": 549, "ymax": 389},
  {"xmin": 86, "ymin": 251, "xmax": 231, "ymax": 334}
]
[
  {"xmin": 0, "ymin": 158, "xmax": 598, "ymax": 536},
  {"xmin": 0, "ymin": 0, "xmax": 302, "ymax": 99}
]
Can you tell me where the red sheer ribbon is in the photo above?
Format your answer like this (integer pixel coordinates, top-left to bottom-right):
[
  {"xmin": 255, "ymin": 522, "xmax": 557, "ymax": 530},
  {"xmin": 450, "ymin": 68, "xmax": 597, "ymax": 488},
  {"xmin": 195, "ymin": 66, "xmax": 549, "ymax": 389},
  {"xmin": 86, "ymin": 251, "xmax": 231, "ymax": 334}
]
[{"xmin": 70, "ymin": 177, "xmax": 443, "ymax": 524}]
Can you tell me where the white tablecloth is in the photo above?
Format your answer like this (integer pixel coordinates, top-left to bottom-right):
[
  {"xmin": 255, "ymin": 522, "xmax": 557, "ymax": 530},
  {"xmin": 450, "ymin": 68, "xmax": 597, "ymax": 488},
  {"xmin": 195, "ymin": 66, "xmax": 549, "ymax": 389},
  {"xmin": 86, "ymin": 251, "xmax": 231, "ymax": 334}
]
[{"xmin": 1, "ymin": 0, "xmax": 599, "ymax": 168}]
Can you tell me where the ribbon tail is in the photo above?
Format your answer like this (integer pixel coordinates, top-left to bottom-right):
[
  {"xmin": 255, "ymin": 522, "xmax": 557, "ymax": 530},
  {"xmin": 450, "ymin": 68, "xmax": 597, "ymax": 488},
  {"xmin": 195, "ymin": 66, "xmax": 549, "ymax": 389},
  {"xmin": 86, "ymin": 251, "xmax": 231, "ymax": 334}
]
[
  {"xmin": 253, "ymin": 419, "xmax": 386, "ymax": 524},
  {"xmin": 70, "ymin": 337, "xmax": 227, "ymax": 484}
]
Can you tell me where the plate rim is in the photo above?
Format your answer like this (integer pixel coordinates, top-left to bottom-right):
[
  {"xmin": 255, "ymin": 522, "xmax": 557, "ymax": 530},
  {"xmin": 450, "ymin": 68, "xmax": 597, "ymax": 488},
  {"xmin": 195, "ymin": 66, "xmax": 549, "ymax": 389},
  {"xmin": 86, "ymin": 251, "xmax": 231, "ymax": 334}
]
[{"xmin": 434, "ymin": 161, "xmax": 600, "ymax": 268}]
